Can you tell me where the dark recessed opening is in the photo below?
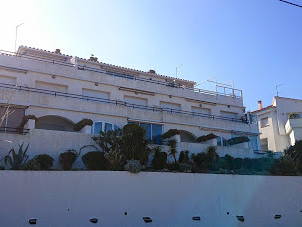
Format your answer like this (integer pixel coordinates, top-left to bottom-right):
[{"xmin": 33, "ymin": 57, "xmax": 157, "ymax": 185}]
[
  {"xmin": 227, "ymin": 212, "xmax": 230, "ymax": 215},
  {"xmin": 236, "ymin": 216, "xmax": 244, "ymax": 222},
  {"xmin": 89, "ymin": 218, "xmax": 98, "ymax": 223},
  {"xmin": 192, "ymin": 216, "xmax": 201, "ymax": 221},
  {"xmin": 143, "ymin": 217, "xmax": 152, "ymax": 223},
  {"xmin": 274, "ymin": 214, "xmax": 282, "ymax": 219},
  {"xmin": 28, "ymin": 218, "xmax": 37, "ymax": 225},
  {"xmin": 124, "ymin": 212, "xmax": 127, "ymax": 216}
]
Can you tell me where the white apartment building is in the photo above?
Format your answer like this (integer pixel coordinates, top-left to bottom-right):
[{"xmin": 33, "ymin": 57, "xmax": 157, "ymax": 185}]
[
  {"xmin": 0, "ymin": 46, "xmax": 259, "ymax": 160},
  {"xmin": 252, "ymin": 96, "xmax": 302, "ymax": 152}
]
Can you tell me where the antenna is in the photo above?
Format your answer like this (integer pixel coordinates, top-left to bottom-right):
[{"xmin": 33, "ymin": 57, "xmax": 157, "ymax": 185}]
[
  {"xmin": 175, "ymin": 64, "xmax": 183, "ymax": 78},
  {"xmin": 275, "ymin": 84, "xmax": 283, "ymax": 97},
  {"xmin": 15, "ymin": 23, "xmax": 24, "ymax": 53}
]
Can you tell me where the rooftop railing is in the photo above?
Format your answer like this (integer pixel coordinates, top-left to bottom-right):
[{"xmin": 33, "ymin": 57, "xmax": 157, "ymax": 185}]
[
  {"xmin": 0, "ymin": 50, "xmax": 242, "ymax": 99},
  {"xmin": 0, "ymin": 82, "xmax": 248, "ymax": 124}
]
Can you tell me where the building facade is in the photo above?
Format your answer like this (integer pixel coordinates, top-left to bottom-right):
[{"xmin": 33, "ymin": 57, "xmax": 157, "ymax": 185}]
[
  {"xmin": 252, "ymin": 96, "xmax": 302, "ymax": 152},
  {"xmin": 0, "ymin": 46, "xmax": 259, "ymax": 160}
]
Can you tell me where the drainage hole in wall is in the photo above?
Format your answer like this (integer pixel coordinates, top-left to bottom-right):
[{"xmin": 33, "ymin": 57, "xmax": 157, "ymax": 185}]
[
  {"xmin": 89, "ymin": 218, "xmax": 98, "ymax": 223},
  {"xmin": 236, "ymin": 216, "xmax": 244, "ymax": 222},
  {"xmin": 143, "ymin": 217, "xmax": 152, "ymax": 223},
  {"xmin": 192, "ymin": 216, "xmax": 201, "ymax": 221},
  {"xmin": 274, "ymin": 214, "xmax": 282, "ymax": 219},
  {"xmin": 28, "ymin": 218, "xmax": 37, "ymax": 225}
]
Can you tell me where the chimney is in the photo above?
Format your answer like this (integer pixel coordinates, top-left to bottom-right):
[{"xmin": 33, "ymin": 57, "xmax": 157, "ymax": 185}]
[
  {"xmin": 148, "ymin": 69, "xmax": 156, "ymax": 74},
  {"xmin": 55, "ymin": 49, "xmax": 61, "ymax": 54},
  {"xmin": 89, "ymin": 54, "xmax": 98, "ymax": 62},
  {"xmin": 257, "ymin": 100, "xmax": 263, "ymax": 110}
]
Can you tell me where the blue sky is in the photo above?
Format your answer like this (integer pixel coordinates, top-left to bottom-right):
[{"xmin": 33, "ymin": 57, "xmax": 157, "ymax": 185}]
[{"xmin": 1, "ymin": 0, "xmax": 301, "ymax": 110}]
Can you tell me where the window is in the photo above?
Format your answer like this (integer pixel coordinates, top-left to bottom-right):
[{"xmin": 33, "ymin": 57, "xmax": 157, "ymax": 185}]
[
  {"xmin": 36, "ymin": 81, "xmax": 67, "ymax": 92},
  {"xmin": 220, "ymin": 111, "xmax": 238, "ymax": 119},
  {"xmin": 248, "ymin": 136, "xmax": 259, "ymax": 151},
  {"xmin": 104, "ymin": 123, "xmax": 113, "ymax": 132},
  {"xmin": 82, "ymin": 88, "xmax": 109, "ymax": 100},
  {"xmin": 92, "ymin": 122, "xmax": 102, "ymax": 134},
  {"xmin": 216, "ymin": 136, "xmax": 228, "ymax": 146},
  {"xmin": 124, "ymin": 96, "xmax": 147, "ymax": 106},
  {"xmin": 140, "ymin": 123, "xmax": 152, "ymax": 140},
  {"xmin": 192, "ymin": 106, "xmax": 211, "ymax": 115},
  {"xmin": 260, "ymin": 117, "xmax": 269, "ymax": 128},
  {"xmin": 160, "ymin": 101, "xmax": 181, "ymax": 110},
  {"xmin": 260, "ymin": 138, "xmax": 269, "ymax": 151},
  {"xmin": 128, "ymin": 121, "xmax": 163, "ymax": 144},
  {"xmin": 0, "ymin": 75, "xmax": 17, "ymax": 85},
  {"xmin": 92, "ymin": 121, "xmax": 118, "ymax": 134},
  {"xmin": 0, "ymin": 105, "xmax": 25, "ymax": 131}
]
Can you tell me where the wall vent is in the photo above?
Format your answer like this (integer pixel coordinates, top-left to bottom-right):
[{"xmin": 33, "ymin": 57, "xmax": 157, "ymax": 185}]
[
  {"xmin": 143, "ymin": 217, "xmax": 152, "ymax": 223},
  {"xmin": 274, "ymin": 214, "xmax": 282, "ymax": 219},
  {"xmin": 89, "ymin": 218, "xmax": 98, "ymax": 223},
  {"xmin": 236, "ymin": 216, "xmax": 244, "ymax": 222},
  {"xmin": 192, "ymin": 216, "xmax": 201, "ymax": 221},
  {"xmin": 28, "ymin": 218, "xmax": 37, "ymax": 225}
]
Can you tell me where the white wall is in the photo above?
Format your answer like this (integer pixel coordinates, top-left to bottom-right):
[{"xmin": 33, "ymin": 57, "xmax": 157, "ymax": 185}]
[{"xmin": 0, "ymin": 171, "xmax": 301, "ymax": 227}]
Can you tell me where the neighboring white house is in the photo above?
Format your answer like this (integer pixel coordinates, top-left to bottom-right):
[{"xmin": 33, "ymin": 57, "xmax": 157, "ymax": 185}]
[
  {"xmin": 252, "ymin": 96, "xmax": 302, "ymax": 152},
  {"xmin": 0, "ymin": 46, "xmax": 259, "ymax": 160}
]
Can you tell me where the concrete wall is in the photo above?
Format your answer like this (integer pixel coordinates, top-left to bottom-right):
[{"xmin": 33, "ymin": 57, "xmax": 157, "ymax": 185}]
[{"xmin": 0, "ymin": 171, "xmax": 301, "ymax": 227}]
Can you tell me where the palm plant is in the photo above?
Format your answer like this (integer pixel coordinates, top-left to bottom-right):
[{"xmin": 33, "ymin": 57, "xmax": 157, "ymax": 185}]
[
  {"xmin": 4, "ymin": 143, "xmax": 29, "ymax": 170},
  {"xmin": 168, "ymin": 139, "xmax": 177, "ymax": 164}
]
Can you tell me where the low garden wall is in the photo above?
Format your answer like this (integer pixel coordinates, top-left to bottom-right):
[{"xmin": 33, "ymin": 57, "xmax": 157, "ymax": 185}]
[{"xmin": 0, "ymin": 171, "xmax": 301, "ymax": 227}]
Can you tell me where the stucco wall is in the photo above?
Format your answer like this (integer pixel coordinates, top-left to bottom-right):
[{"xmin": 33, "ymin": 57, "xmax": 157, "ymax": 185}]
[{"xmin": 0, "ymin": 171, "xmax": 301, "ymax": 227}]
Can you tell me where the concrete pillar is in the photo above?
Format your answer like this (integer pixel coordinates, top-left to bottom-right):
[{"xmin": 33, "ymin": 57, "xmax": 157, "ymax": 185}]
[{"xmin": 26, "ymin": 119, "xmax": 35, "ymax": 130}]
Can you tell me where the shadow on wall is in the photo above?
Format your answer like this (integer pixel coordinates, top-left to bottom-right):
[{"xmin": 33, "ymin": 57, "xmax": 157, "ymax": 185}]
[{"xmin": 35, "ymin": 115, "xmax": 75, "ymax": 132}]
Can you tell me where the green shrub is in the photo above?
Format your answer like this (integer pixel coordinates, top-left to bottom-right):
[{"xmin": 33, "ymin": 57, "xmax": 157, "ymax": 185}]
[
  {"xmin": 33, "ymin": 154, "xmax": 54, "ymax": 170},
  {"xmin": 152, "ymin": 147, "xmax": 167, "ymax": 170},
  {"xmin": 59, "ymin": 150, "xmax": 78, "ymax": 170},
  {"xmin": 82, "ymin": 151, "xmax": 108, "ymax": 170},
  {"xmin": 121, "ymin": 124, "xmax": 150, "ymax": 164},
  {"xmin": 179, "ymin": 150, "xmax": 190, "ymax": 163},
  {"xmin": 196, "ymin": 133, "xmax": 217, "ymax": 143},
  {"xmin": 23, "ymin": 158, "xmax": 40, "ymax": 170},
  {"xmin": 191, "ymin": 147, "xmax": 218, "ymax": 172},
  {"xmin": 270, "ymin": 158, "xmax": 297, "ymax": 176},
  {"xmin": 4, "ymin": 143, "xmax": 29, "ymax": 170}
]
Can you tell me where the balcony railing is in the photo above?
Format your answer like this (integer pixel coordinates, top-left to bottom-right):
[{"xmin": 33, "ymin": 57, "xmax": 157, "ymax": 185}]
[
  {"xmin": 0, "ymin": 50, "xmax": 242, "ymax": 98},
  {"xmin": 0, "ymin": 82, "xmax": 249, "ymax": 124},
  {"xmin": 0, "ymin": 127, "xmax": 29, "ymax": 135}
]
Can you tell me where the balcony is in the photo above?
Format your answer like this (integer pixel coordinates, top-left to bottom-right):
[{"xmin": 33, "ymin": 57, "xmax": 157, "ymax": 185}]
[
  {"xmin": 0, "ymin": 82, "xmax": 248, "ymax": 125},
  {"xmin": 285, "ymin": 116, "xmax": 302, "ymax": 146}
]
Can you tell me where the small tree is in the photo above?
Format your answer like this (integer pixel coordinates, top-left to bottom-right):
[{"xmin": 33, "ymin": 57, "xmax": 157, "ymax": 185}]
[
  {"xmin": 4, "ymin": 143, "xmax": 29, "ymax": 170},
  {"xmin": 59, "ymin": 150, "xmax": 80, "ymax": 170},
  {"xmin": 121, "ymin": 124, "xmax": 150, "ymax": 165},
  {"xmin": 168, "ymin": 139, "xmax": 177, "ymax": 164},
  {"xmin": 93, "ymin": 129, "xmax": 124, "ymax": 170},
  {"xmin": 82, "ymin": 151, "xmax": 108, "ymax": 170},
  {"xmin": 152, "ymin": 146, "xmax": 167, "ymax": 170},
  {"xmin": 33, "ymin": 154, "xmax": 54, "ymax": 170}
]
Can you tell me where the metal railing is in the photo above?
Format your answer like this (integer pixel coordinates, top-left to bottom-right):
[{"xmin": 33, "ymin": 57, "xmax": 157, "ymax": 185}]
[
  {"xmin": 0, "ymin": 126, "xmax": 29, "ymax": 135},
  {"xmin": 0, "ymin": 82, "xmax": 248, "ymax": 124},
  {"xmin": 0, "ymin": 50, "xmax": 242, "ymax": 98}
]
